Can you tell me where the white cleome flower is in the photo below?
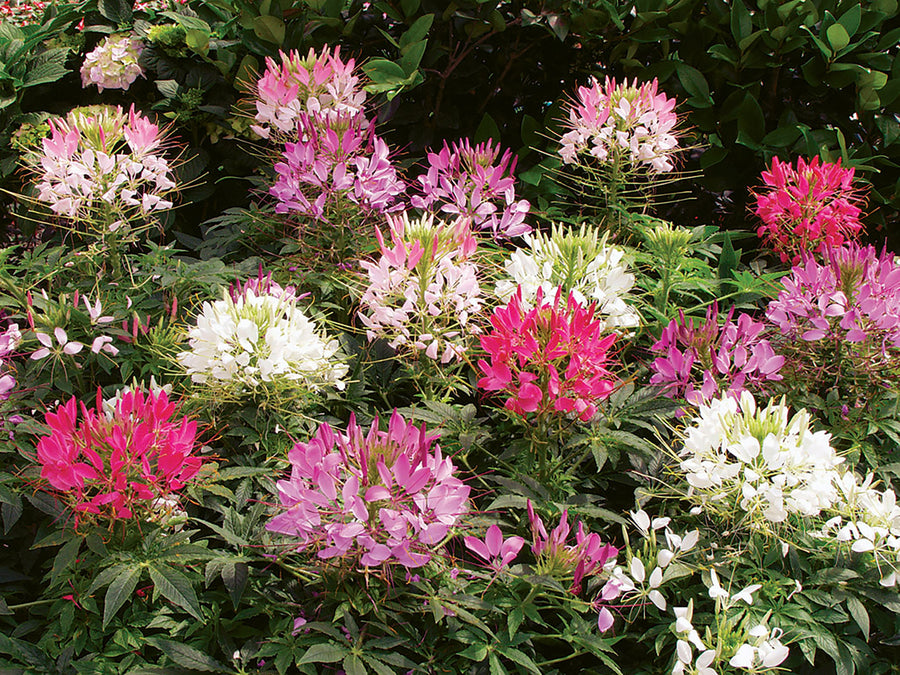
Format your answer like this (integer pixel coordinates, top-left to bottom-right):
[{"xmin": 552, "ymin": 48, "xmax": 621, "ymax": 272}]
[{"xmin": 178, "ymin": 287, "xmax": 347, "ymax": 394}]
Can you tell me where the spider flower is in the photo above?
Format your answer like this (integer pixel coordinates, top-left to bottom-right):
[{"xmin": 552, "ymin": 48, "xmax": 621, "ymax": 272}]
[
  {"xmin": 251, "ymin": 46, "xmax": 367, "ymax": 141},
  {"xmin": 559, "ymin": 77, "xmax": 678, "ymax": 172},
  {"xmin": 411, "ymin": 139, "xmax": 531, "ymax": 239},
  {"xmin": 270, "ymin": 113, "xmax": 404, "ymax": 224},
  {"xmin": 495, "ymin": 223, "xmax": 639, "ymax": 330},
  {"xmin": 34, "ymin": 388, "xmax": 201, "ymax": 523},
  {"xmin": 267, "ymin": 410, "xmax": 471, "ymax": 569},
  {"xmin": 33, "ymin": 105, "xmax": 175, "ymax": 231},
  {"xmin": 477, "ymin": 287, "xmax": 617, "ymax": 421},
  {"xmin": 650, "ymin": 304, "xmax": 784, "ymax": 405},
  {"xmin": 753, "ymin": 156, "xmax": 864, "ymax": 263},
  {"xmin": 359, "ymin": 212, "xmax": 482, "ymax": 363},
  {"xmin": 680, "ymin": 392, "xmax": 843, "ymax": 528},
  {"xmin": 81, "ymin": 34, "xmax": 144, "ymax": 92},
  {"xmin": 178, "ymin": 277, "xmax": 347, "ymax": 395}
]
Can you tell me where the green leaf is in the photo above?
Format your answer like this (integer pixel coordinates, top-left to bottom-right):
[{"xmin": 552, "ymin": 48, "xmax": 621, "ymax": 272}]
[
  {"xmin": 103, "ymin": 566, "xmax": 142, "ymax": 627},
  {"xmin": 400, "ymin": 0, "xmax": 420, "ymax": 17},
  {"xmin": 499, "ymin": 647, "xmax": 540, "ymax": 674},
  {"xmin": 298, "ymin": 643, "xmax": 346, "ymax": 664},
  {"xmin": 221, "ymin": 561, "xmax": 248, "ymax": 608},
  {"xmin": 846, "ymin": 596, "xmax": 869, "ymax": 639},
  {"xmin": 253, "ymin": 15, "xmax": 285, "ymax": 45},
  {"xmin": 49, "ymin": 536, "xmax": 81, "ymax": 587},
  {"xmin": 474, "ymin": 113, "xmax": 501, "ymax": 144},
  {"xmin": 717, "ymin": 231, "xmax": 739, "ymax": 280},
  {"xmin": 146, "ymin": 637, "xmax": 228, "ymax": 672},
  {"xmin": 730, "ymin": 0, "xmax": 752, "ymax": 43},
  {"xmin": 98, "ymin": 0, "xmax": 132, "ymax": 23},
  {"xmin": 826, "ymin": 23, "xmax": 850, "ymax": 52},
  {"xmin": 342, "ymin": 654, "xmax": 367, "ymax": 675},
  {"xmin": 457, "ymin": 644, "xmax": 488, "ymax": 662},
  {"xmin": 399, "ymin": 39, "xmax": 427, "ymax": 74},
  {"xmin": 22, "ymin": 49, "xmax": 68, "ymax": 87},
  {"xmin": 676, "ymin": 63, "xmax": 711, "ymax": 105},
  {"xmin": 399, "ymin": 13, "xmax": 433, "ymax": 48},
  {"xmin": 837, "ymin": 3, "xmax": 861, "ymax": 37},
  {"xmin": 148, "ymin": 563, "xmax": 202, "ymax": 620}
]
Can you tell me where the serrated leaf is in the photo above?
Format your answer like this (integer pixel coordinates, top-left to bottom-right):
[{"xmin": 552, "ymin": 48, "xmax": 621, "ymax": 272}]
[
  {"xmin": 148, "ymin": 563, "xmax": 202, "ymax": 620},
  {"xmin": 146, "ymin": 637, "xmax": 227, "ymax": 672},
  {"xmin": 49, "ymin": 536, "xmax": 81, "ymax": 587},
  {"xmin": 221, "ymin": 561, "xmax": 248, "ymax": 608},
  {"xmin": 342, "ymin": 654, "xmax": 366, "ymax": 675},
  {"xmin": 297, "ymin": 642, "xmax": 346, "ymax": 664},
  {"xmin": 103, "ymin": 566, "xmax": 142, "ymax": 627},
  {"xmin": 23, "ymin": 49, "xmax": 67, "ymax": 87}
]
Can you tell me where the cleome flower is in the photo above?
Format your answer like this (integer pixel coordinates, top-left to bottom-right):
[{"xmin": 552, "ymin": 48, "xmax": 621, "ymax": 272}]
[
  {"xmin": 267, "ymin": 410, "xmax": 471, "ymax": 569},
  {"xmin": 251, "ymin": 46, "xmax": 367, "ymax": 142},
  {"xmin": 679, "ymin": 392, "xmax": 843, "ymax": 528},
  {"xmin": 31, "ymin": 105, "xmax": 175, "ymax": 234},
  {"xmin": 358, "ymin": 212, "xmax": 482, "ymax": 363},
  {"xmin": 495, "ymin": 223, "xmax": 640, "ymax": 331},
  {"xmin": 177, "ymin": 275, "xmax": 347, "ymax": 395},
  {"xmin": 33, "ymin": 388, "xmax": 201, "ymax": 523},
  {"xmin": 411, "ymin": 139, "xmax": 531, "ymax": 239},
  {"xmin": 477, "ymin": 286, "xmax": 617, "ymax": 421},
  {"xmin": 752, "ymin": 156, "xmax": 865, "ymax": 264},
  {"xmin": 559, "ymin": 77, "xmax": 678, "ymax": 172},
  {"xmin": 81, "ymin": 34, "xmax": 145, "ymax": 93},
  {"xmin": 650, "ymin": 304, "xmax": 784, "ymax": 406}
]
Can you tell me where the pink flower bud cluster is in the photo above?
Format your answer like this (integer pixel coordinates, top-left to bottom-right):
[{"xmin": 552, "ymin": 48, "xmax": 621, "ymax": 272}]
[
  {"xmin": 766, "ymin": 244, "xmax": 900, "ymax": 351},
  {"xmin": 477, "ymin": 287, "xmax": 617, "ymax": 421},
  {"xmin": 251, "ymin": 46, "xmax": 366, "ymax": 142},
  {"xmin": 34, "ymin": 389, "xmax": 202, "ymax": 523},
  {"xmin": 80, "ymin": 34, "xmax": 145, "ymax": 92},
  {"xmin": 34, "ymin": 105, "xmax": 175, "ymax": 225},
  {"xmin": 559, "ymin": 77, "xmax": 678, "ymax": 172},
  {"xmin": 650, "ymin": 304, "xmax": 784, "ymax": 406},
  {"xmin": 753, "ymin": 156, "xmax": 865, "ymax": 264},
  {"xmin": 267, "ymin": 410, "xmax": 471, "ymax": 569},
  {"xmin": 359, "ymin": 213, "xmax": 482, "ymax": 363},
  {"xmin": 411, "ymin": 139, "xmax": 531, "ymax": 239},
  {"xmin": 269, "ymin": 113, "xmax": 404, "ymax": 223}
]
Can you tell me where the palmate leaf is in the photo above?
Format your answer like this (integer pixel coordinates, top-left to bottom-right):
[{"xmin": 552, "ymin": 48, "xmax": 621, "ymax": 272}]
[
  {"xmin": 103, "ymin": 566, "xmax": 142, "ymax": 627},
  {"xmin": 148, "ymin": 563, "xmax": 203, "ymax": 620}
]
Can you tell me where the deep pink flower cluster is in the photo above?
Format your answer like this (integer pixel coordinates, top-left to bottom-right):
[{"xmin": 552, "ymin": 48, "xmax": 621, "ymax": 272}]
[
  {"xmin": 477, "ymin": 287, "xmax": 617, "ymax": 421},
  {"xmin": 464, "ymin": 524, "xmax": 524, "ymax": 573},
  {"xmin": 411, "ymin": 139, "xmax": 531, "ymax": 239},
  {"xmin": 559, "ymin": 77, "xmax": 678, "ymax": 172},
  {"xmin": 650, "ymin": 305, "xmax": 784, "ymax": 405},
  {"xmin": 766, "ymin": 244, "xmax": 900, "ymax": 350},
  {"xmin": 228, "ymin": 267, "xmax": 297, "ymax": 304},
  {"xmin": 35, "ymin": 389, "xmax": 201, "ymax": 522},
  {"xmin": 269, "ymin": 113, "xmax": 404, "ymax": 223},
  {"xmin": 267, "ymin": 411, "xmax": 471, "ymax": 569},
  {"xmin": 527, "ymin": 501, "xmax": 618, "ymax": 595},
  {"xmin": 753, "ymin": 156, "xmax": 865, "ymax": 264}
]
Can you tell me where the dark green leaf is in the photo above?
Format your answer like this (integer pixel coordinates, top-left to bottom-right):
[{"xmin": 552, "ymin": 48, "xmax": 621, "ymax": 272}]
[
  {"xmin": 730, "ymin": 0, "xmax": 752, "ymax": 43},
  {"xmin": 252, "ymin": 15, "xmax": 285, "ymax": 44},
  {"xmin": 103, "ymin": 566, "xmax": 142, "ymax": 627},
  {"xmin": 146, "ymin": 637, "xmax": 228, "ymax": 672},
  {"xmin": 148, "ymin": 563, "xmax": 202, "ymax": 620},
  {"xmin": 297, "ymin": 643, "xmax": 346, "ymax": 664}
]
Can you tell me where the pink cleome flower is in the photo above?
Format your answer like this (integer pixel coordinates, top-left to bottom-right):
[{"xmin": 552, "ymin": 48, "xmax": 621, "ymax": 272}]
[
  {"xmin": 753, "ymin": 156, "xmax": 865, "ymax": 264},
  {"xmin": 34, "ymin": 389, "xmax": 201, "ymax": 522},
  {"xmin": 477, "ymin": 286, "xmax": 617, "ymax": 421},
  {"xmin": 267, "ymin": 410, "xmax": 471, "ymax": 569},
  {"xmin": 411, "ymin": 139, "xmax": 531, "ymax": 239},
  {"xmin": 650, "ymin": 304, "xmax": 784, "ymax": 406},
  {"xmin": 559, "ymin": 77, "xmax": 679, "ymax": 172}
]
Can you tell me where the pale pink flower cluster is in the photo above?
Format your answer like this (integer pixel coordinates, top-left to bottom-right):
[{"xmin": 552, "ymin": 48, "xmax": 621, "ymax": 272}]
[
  {"xmin": 0, "ymin": 324, "xmax": 21, "ymax": 400},
  {"xmin": 80, "ymin": 34, "xmax": 145, "ymax": 92},
  {"xmin": 359, "ymin": 213, "xmax": 482, "ymax": 363},
  {"xmin": 267, "ymin": 410, "xmax": 471, "ymax": 569},
  {"xmin": 559, "ymin": 77, "xmax": 678, "ymax": 172},
  {"xmin": 34, "ymin": 106, "xmax": 175, "ymax": 226},
  {"xmin": 251, "ymin": 46, "xmax": 366, "ymax": 142},
  {"xmin": 412, "ymin": 139, "xmax": 531, "ymax": 239}
]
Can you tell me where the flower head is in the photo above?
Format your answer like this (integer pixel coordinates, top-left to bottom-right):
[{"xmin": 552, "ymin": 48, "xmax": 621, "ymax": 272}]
[
  {"xmin": 559, "ymin": 77, "xmax": 679, "ymax": 172},
  {"xmin": 34, "ymin": 388, "xmax": 201, "ymax": 523},
  {"xmin": 81, "ymin": 34, "xmax": 144, "ymax": 92},
  {"xmin": 753, "ymin": 156, "xmax": 865, "ymax": 263},
  {"xmin": 267, "ymin": 411, "xmax": 471, "ymax": 569},
  {"xmin": 411, "ymin": 139, "xmax": 531, "ymax": 239},
  {"xmin": 477, "ymin": 287, "xmax": 617, "ymax": 421}
]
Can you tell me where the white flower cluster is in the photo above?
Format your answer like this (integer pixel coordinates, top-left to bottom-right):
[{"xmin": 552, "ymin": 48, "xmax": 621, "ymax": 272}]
[
  {"xmin": 359, "ymin": 214, "xmax": 482, "ymax": 363},
  {"xmin": 178, "ymin": 286, "xmax": 347, "ymax": 394},
  {"xmin": 729, "ymin": 625, "xmax": 790, "ymax": 671},
  {"xmin": 680, "ymin": 392, "xmax": 843, "ymax": 526},
  {"xmin": 81, "ymin": 34, "xmax": 145, "ymax": 92},
  {"xmin": 495, "ymin": 224, "xmax": 640, "ymax": 332}
]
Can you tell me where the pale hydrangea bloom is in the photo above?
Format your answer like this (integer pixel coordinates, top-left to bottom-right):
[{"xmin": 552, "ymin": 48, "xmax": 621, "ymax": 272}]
[
  {"xmin": 495, "ymin": 224, "xmax": 639, "ymax": 332},
  {"xmin": 680, "ymin": 392, "xmax": 843, "ymax": 526},
  {"xmin": 178, "ymin": 285, "xmax": 346, "ymax": 393},
  {"xmin": 81, "ymin": 34, "xmax": 145, "ymax": 92}
]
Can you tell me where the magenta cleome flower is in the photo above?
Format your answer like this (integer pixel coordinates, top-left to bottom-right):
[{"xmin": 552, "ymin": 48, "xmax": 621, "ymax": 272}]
[
  {"xmin": 269, "ymin": 113, "xmax": 405, "ymax": 224},
  {"xmin": 477, "ymin": 287, "xmax": 617, "ymax": 421},
  {"xmin": 464, "ymin": 524, "xmax": 525, "ymax": 573},
  {"xmin": 650, "ymin": 304, "xmax": 784, "ymax": 406},
  {"xmin": 753, "ymin": 156, "xmax": 865, "ymax": 264},
  {"xmin": 411, "ymin": 139, "xmax": 531, "ymax": 239},
  {"xmin": 267, "ymin": 411, "xmax": 471, "ymax": 569},
  {"xmin": 34, "ymin": 389, "xmax": 202, "ymax": 523},
  {"xmin": 559, "ymin": 77, "xmax": 678, "ymax": 172}
]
